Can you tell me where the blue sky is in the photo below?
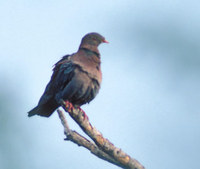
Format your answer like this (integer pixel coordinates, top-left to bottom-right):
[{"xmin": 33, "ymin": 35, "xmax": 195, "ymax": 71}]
[{"xmin": 0, "ymin": 1, "xmax": 200, "ymax": 169}]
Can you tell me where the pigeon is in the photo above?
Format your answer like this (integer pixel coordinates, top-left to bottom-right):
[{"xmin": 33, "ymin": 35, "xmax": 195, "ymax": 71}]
[{"xmin": 28, "ymin": 32, "xmax": 108, "ymax": 118}]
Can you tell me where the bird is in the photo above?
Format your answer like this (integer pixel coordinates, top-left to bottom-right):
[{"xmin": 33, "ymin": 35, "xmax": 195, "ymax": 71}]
[{"xmin": 28, "ymin": 32, "xmax": 108, "ymax": 118}]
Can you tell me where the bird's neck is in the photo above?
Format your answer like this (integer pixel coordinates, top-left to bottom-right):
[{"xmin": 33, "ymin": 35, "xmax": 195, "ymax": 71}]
[{"xmin": 79, "ymin": 43, "xmax": 100, "ymax": 57}]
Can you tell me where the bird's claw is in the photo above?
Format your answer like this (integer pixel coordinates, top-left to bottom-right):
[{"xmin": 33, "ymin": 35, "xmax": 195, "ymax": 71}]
[
  {"xmin": 64, "ymin": 101, "xmax": 74, "ymax": 112},
  {"xmin": 64, "ymin": 101, "xmax": 88, "ymax": 120},
  {"xmin": 78, "ymin": 107, "xmax": 89, "ymax": 120}
]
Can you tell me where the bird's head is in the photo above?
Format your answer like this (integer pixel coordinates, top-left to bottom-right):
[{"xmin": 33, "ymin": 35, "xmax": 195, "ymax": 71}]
[{"xmin": 80, "ymin": 32, "xmax": 109, "ymax": 47}]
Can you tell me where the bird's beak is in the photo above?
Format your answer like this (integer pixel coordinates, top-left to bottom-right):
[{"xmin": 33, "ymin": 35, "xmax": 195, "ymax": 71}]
[{"xmin": 102, "ymin": 39, "xmax": 109, "ymax": 43}]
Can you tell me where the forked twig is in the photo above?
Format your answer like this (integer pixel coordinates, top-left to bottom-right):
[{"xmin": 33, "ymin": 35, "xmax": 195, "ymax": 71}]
[{"xmin": 57, "ymin": 100, "xmax": 145, "ymax": 169}]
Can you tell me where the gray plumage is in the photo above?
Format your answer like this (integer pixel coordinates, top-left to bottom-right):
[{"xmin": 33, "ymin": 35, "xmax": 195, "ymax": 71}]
[{"xmin": 28, "ymin": 32, "xmax": 108, "ymax": 117}]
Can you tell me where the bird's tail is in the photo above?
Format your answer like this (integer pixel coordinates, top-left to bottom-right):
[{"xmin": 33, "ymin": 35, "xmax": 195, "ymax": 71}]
[
  {"xmin": 28, "ymin": 103, "xmax": 57, "ymax": 117},
  {"xmin": 28, "ymin": 106, "xmax": 39, "ymax": 117}
]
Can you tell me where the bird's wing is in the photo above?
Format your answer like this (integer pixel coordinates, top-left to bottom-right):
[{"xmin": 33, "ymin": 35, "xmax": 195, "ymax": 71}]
[{"xmin": 38, "ymin": 54, "xmax": 75, "ymax": 105}]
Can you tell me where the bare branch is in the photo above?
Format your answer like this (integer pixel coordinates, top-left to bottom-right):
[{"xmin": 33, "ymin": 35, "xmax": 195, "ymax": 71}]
[
  {"xmin": 58, "ymin": 100, "xmax": 145, "ymax": 169},
  {"xmin": 57, "ymin": 109, "xmax": 125, "ymax": 168}
]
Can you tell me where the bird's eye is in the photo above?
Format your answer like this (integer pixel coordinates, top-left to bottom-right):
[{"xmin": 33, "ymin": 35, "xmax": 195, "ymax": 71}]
[{"xmin": 92, "ymin": 37, "xmax": 97, "ymax": 41}]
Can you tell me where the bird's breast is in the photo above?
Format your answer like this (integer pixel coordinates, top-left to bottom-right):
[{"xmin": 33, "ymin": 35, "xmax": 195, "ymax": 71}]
[{"xmin": 72, "ymin": 51, "xmax": 102, "ymax": 84}]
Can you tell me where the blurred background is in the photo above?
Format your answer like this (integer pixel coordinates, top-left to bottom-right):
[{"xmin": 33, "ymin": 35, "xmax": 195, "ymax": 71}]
[{"xmin": 0, "ymin": 0, "xmax": 200, "ymax": 169}]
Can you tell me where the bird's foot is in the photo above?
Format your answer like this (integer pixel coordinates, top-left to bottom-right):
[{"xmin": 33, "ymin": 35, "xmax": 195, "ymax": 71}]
[
  {"xmin": 64, "ymin": 101, "xmax": 74, "ymax": 112},
  {"xmin": 78, "ymin": 107, "xmax": 89, "ymax": 120}
]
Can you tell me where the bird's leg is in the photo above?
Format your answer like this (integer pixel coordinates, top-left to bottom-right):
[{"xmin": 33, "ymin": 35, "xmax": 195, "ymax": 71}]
[
  {"xmin": 64, "ymin": 100, "xmax": 74, "ymax": 112},
  {"xmin": 63, "ymin": 100, "xmax": 88, "ymax": 120},
  {"xmin": 78, "ymin": 107, "xmax": 89, "ymax": 120}
]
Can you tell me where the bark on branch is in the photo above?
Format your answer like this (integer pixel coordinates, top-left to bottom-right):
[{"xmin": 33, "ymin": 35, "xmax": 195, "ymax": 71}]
[{"xmin": 57, "ymin": 100, "xmax": 145, "ymax": 169}]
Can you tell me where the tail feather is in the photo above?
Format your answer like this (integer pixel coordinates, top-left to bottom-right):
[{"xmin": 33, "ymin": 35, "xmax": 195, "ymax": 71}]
[
  {"xmin": 28, "ymin": 103, "xmax": 58, "ymax": 117},
  {"xmin": 28, "ymin": 106, "xmax": 39, "ymax": 117}
]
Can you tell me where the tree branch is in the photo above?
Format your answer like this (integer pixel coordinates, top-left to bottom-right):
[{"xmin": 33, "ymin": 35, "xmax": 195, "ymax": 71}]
[
  {"xmin": 57, "ymin": 109, "xmax": 122, "ymax": 167},
  {"xmin": 57, "ymin": 100, "xmax": 145, "ymax": 169}
]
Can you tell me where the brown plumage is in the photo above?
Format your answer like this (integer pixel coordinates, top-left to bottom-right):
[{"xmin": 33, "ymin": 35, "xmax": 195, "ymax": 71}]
[{"xmin": 28, "ymin": 32, "xmax": 108, "ymax": 117}]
